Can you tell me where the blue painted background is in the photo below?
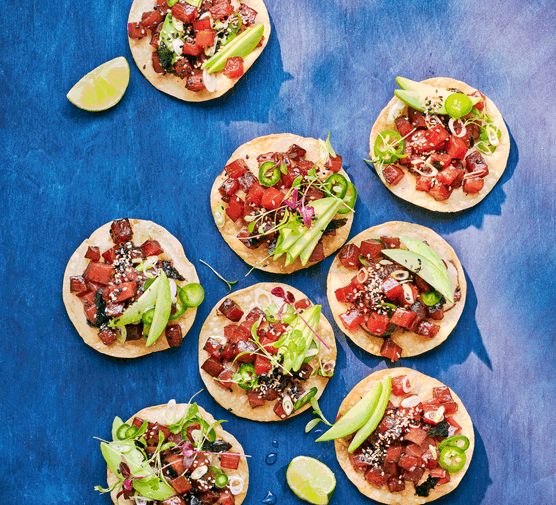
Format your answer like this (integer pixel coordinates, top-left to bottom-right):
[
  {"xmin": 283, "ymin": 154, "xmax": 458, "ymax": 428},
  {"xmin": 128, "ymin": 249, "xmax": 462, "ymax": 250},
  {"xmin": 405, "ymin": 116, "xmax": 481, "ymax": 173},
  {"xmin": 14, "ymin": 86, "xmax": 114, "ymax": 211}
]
[{"xmin": 1, "ymin": 0, "xmax": 555, "ymax": 503}]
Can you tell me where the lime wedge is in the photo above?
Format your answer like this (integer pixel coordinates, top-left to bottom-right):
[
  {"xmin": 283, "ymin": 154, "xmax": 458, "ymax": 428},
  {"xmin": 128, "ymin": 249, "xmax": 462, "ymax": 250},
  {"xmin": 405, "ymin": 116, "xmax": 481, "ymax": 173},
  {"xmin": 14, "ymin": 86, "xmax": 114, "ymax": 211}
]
[
  {"xmin": 287, "ymin": 456, "xmax": 336, "ymax": 505},
  {"xmin": 67, "ymin": 56, "xmax": 130, "ymax": 111}
]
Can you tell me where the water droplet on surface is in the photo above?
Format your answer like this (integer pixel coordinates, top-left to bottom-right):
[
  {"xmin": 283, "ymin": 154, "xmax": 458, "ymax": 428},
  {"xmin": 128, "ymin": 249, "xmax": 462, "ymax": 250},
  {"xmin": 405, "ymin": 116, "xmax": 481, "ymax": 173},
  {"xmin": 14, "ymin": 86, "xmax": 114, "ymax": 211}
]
[
  {"xmin": 314, "ymin": 428, "xmax": 324, "ymax": 436},
  {"xmin": 272, "ymin": 440, "xmax": 278, "ymax": 448},
  {"xmin": 265, "ymin": 452, "xmax": 277, "ymax": 465},
  {"xmin": 262, "ymin": 491, "xmax": 277, "ymax": 504}
]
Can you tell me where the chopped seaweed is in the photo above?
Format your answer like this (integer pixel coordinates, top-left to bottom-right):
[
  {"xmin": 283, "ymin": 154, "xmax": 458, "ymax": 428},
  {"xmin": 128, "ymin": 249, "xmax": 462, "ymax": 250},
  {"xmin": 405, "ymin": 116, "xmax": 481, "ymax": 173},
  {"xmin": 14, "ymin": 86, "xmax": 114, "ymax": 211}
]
[
  {"xmin": 426, "ymin": 421, "xmax": 450, "ymax": 438},
  {"xmin": 88, "ymin": 291, "xmax": 110, "ymax": 328},
  {"xmin": 323, "ymin": 218, "xmax": 348, "ymax": 235},
  {"xmin": 161, "ymin": 260, "xmax": 185, "ymax": 281},
  {"xmin": 415, "ymin": 475, "xmax": 439, "ymax": 497},
  {"xmin": 201, "ymin": 439, "xmax": 232, "ymax": 453}
]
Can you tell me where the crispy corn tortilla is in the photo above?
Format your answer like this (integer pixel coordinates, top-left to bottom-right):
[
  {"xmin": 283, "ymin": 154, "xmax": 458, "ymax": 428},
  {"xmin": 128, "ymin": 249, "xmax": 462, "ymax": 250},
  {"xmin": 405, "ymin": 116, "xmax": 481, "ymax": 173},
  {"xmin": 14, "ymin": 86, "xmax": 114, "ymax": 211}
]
[
  {"xmin": 335, "ymin": 368, "xmax": 474, "ymax": 504},
  {"xmin": 327, "ymin": 221, "xmax": 466, "ymax": 358},
  {"xmin": 63, "ymin": 219, "xmax": 199, "ymax": 358},
  {"xmin": 210, "ymin": 133, "xmax": 355, "ymax": 273},
  {"xmin": 199, "ymin": 282, "xmax": 337, "ymax": 421},
  {"xmin": 107, "ymin": 403, "xmax": 249, "ymax": 504},
  {"xmin": 128, "ymin": 0, "xmax": 271, "ymax": 102},
  {"xmin": 369, "ymin": 77, "xmax": 510, "ymax": 212}
]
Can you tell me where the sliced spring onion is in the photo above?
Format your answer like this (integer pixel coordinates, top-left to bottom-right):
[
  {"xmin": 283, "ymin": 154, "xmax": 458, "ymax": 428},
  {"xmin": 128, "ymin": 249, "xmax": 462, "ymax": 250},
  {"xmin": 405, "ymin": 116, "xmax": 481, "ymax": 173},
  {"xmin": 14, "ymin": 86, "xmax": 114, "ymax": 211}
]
[
  {"xmin": 448, "ymin": 117, "xmax": 467, "ymax": 138},
  {"xmin": 400, "ymin": 395, "xmax": 422, "ymax": 408},
  {"xmin": 357, "ymin": 268, "xmax": 369, "ymax": 284},
  {"xmin": 402, "ymin": 283, "xmax": 415, "ymax": 304},
  {"xmin": 391, "ymin": 270, "xmax": 409, "ymax": 281},
  {"xmin": 165, "ymin": 399, "xmax": 177, "ymax": 424},
  {"xmin": 203, "ymin": 68, "xmax": 217, "ymax": 92},
  {"xmin": 283, "ymin": 395, "xmax": 294, "ymax": 416},
  {"xmin": 229, "ymin": 475, "xmax": 245, "ymax": 495},
  {"xmin": 117, "ymin": 325, "xmax": 126, "ymax": 344},
  {"xmin": 190, "ymin": 465, "xmax": 208, "ymax": 480},
  {"xmin": 214, "ymin": 203, "xmax": 226, "ymax": 228}
]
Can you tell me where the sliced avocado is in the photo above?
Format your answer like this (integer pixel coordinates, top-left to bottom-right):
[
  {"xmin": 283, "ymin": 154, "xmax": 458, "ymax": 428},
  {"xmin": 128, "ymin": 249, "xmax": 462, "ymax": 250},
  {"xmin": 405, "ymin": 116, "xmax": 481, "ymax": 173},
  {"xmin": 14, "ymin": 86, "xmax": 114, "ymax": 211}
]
[
  {"xmin": 133, "ymin": 476, "xmax": 176, "ymax": 501},
  {"xmin": 399, "ymin": 235, "xmax": 447, "ymax": 274},
  {"xmin": 395, "ymin": 76, "xmax": 482, "ymax": 114},
  {"xmin": 202, "ymin": 23, "xmax": 264, "ymax": 73},
  {"xmin": 291, "ymin": 306, "xmax": 321, "ymax": 371},
  {"xmin": 316, "ymin": 381, "xmax": 382, "ymax": 442},
  {"xmin": 382, "ymin": 249, "xmax": 453, "ymax": 303},
  {"xmin": 146, "ymin": 272, "xmax": 172, "ymax": 346},
  {"xmin": 110, "ymin": 276, "xmax": 160, "ymax": 327},
  {"xmin": 348, "ymin": 376, "xmax": 391, "ymax": 453}
]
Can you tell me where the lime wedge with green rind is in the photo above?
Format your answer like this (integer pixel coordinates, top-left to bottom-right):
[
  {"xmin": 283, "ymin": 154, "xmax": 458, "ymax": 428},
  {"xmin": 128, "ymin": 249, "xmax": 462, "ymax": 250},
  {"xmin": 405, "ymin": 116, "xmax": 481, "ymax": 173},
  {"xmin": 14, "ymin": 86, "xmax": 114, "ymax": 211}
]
[
  {"xmin": 287, "ymin": 456, "xmax": 336, "ymax": 505},
  {"xmin": 67, "ymin": 56, "xmax": 129, "ymax": 111}
]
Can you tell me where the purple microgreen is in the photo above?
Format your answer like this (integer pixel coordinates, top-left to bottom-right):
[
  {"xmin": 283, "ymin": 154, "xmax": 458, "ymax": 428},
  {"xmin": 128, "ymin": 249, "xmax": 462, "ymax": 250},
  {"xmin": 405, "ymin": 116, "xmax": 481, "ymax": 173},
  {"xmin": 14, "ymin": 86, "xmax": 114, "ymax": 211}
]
[
  {"xmin": 286, "ymin": 291, "xmax": 295, "ymax": 304},
  {"xmin": 284, "ymin": 188, "xmax": 299, "ymax": 210},
  {"xmin": 277, "ymin": 302, "xmax": 286, "ymax": 321},
  {"xmin": 271, "ymin": 286, "xmax": 286, "ymax": 299},
  {"xmin": 300, "ymin": 205, "xmax": 315, "ymax": 228}
]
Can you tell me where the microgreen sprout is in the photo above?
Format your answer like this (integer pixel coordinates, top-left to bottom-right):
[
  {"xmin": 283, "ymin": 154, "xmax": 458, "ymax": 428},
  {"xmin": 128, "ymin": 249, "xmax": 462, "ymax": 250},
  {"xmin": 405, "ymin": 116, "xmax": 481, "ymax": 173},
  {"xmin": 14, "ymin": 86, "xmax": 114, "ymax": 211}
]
[
  {"xmin": 305, "ymin": 396, "xmax": 333, "ymax": 433},
  {"xmin": 200, "ymin": 260, "xmax": 238, "ymax": 293}
]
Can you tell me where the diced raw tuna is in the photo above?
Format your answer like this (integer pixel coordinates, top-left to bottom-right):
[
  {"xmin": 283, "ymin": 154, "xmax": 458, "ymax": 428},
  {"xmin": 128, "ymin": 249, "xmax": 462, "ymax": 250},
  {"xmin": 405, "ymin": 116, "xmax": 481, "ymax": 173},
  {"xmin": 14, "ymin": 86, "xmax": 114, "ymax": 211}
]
[
  {"xmin": 171, "ymin": 1, "xmax": 197, "ymax": 23},
  {"xmin": 398, "ymin": 454, "xmax": 419, "ymax": 472},
  {"xmin": 349, "ymin": 450, "xmax": 369, "ymax": 471},
  {"xmin": 170, "ymin": 476, "xmax": 192, "ymax": 495},
  {"xmin": 391, "ymin": 375, "xmax": 407, "ymax": 396},
  {"xmin": 140, "ymin": 239, "xmax": 164, "ymax": 257},
  {"xmin": 247, "ymin": 389, "xmax": 265, "ymax": 408},
  {"xmin": 128, "ymin": 22, "xmax": 147, "ymax": 39},
  {"xmin": 335, "ymin": 283, "xmax": 359, "ymax": 303},
  {"xmin": 339, "ymin": 309, "xmax": 366, "ymax": 330},
  {"xmin": 98, "ymin": 327, "xmax": 118, "ymax": 346},
  {"xmin": 219, "ymin": 178, "xmax": 240, "ymax": 201},
  {"xmin": 254, "ymin": 355, "xmax": 272, "ymax": 375},
  {"xmin": 405, "ymin": 427, "xmax": 428, "ymax": 446},
  {"xmin": 294, "ymin": 298, "xmax": 311, "ymax": 311},
  {"xmin": 224, "ymin": 56, "xmax": 244, "ymax": 78},
  {"xmin": 216, "ymin": 369, "xmax": 234, "ymax": 389},
  {"xmin": 142, "ymin": 8, "xmax": 165, "ymax": 30},
  {"xmin": 395, "ymin": 115, "xmax": 414, "ymax": 137},
  {"xmin": 102, "ymin": 245, "xmax": 119, "ymax": 264},
  {"xmin": 238, "ymin": 3, "xmax": 258, "ymax": 26},
  {"xmin": 110, "ymin": 218, "xmax": 133, "ymax": 244},
  {"xmin": 106, "ymin": 302, "xmax": 124, "ymax": 317},
  {"xmin": 380, "ymin": 338, "xmax": 402, "ymax": 362},
  {"xmin": 225, "ymin": 195, "xmax": 244, "ymax": 222},
  {"xmin": 85, "ymin": 246, "xmax": 101, "ymax": 261},
  {"xmin": 126, "ymin": 325, "xmax": 143, "ymax": 341},
  {"xmin": 196, "ymin": 29, "xmax": 216, "ymax": 48},
  {"xmin": 387, "ymin": 476, "xmax": 405, "ymax": 492},
  {"xmin": 408, "ymin": 107, "xmax": 427, "ymax": 129},
  {"xmin": 463, "ymin": 177, "xmax": 484, "ymax": 193},
  {"xmin": 469, "ymin": 90, "xmax": 486, "ymax": 110},
  {"xmin": 364, "ymin": 467, "xmax": 387, "ymax": 487},
  {"xmin": 70, "ymin": 276, "xmax": 88, "ymax": 294},
  {"xmin": 433, "ymin": 386, "xmax": 454, "ymax": 404},
  {"xmin": 201, "ymin": 357, "xmax": 224, "ymax": 377},
  {"xmin": 152, "ymin": 51, "xmax": 165, "ymax": 74},
  {"xmin": 380, "ymin": 236, "xmax": 400, "ymax": 249},
  {"xmin": 383, "ymin": 165, "xmax": 405, "ymax": 186},
  {"xmin": 366, "ymin": 312, "xmax": 390, "ymax": 335},
  {"xmin": 338, "ymin": 244, "xmax": 360, "ymax": 269},
  {"xmin": 235, "ymin": 340, "xmax": 257, "ymax": 363},
  {"xmin": 245, "ymin": 182, "xmax": 264, "ymax": 206},
  {"xmin": 446, "ymin": 135, "xmax": 468, "ymax": 160},
  {"xmin": 416, "ymin": 320, "xmax": 440, "ymax": 338},
  {"xmin": 436, "ymin": 165, "xmax": 461, "ymax": 186},
  {"xmin": 385, "ymin": 445, "xmax": 403, "ymax": 463},
  {"xmin": 225, "ymin": 159, "xmax": 248, "ymax": 179},
  {"xmin": 210, "ymin": 0, "xmax": 233, "ymax": 19},
  {"xmin": 415, "ymin": 176, "xmax": 434, "ymax": 192},
  {"xmin": 359, "ymin": 239, "xmax": 384, "ymax": 259},
  {"xmin": 446, "ymin": 416, "xmax": 462, "ymax": 436},
  {"xmin": 161, "ymin": 495, "xmax": 185, "ymax": 505},
  {"xmin": 107, "ymin": 282, "xmax": 137, "ymax": 303},
  {"xmin": 382, "ymin": 276, "xmax": 403, "ymax": 300},
  {"xmin": 429, "ymin": 182, "xmax": 452, "ymax": 201},
  {"xmin": 390, "ymin": 308, "xmax": 416, "ymax": 329},
  {"xmin": 465, "ymin": 150, "xmax": 489, "ymax": 177},
  {"xmin": 165, "ymin": 325, "xmax": 183, "ymax": 347},
  {"xmin": 220, "ymin": 452, "xmax": 241, "ymax": 470},
  {"xmin": 325, "ymin": 154, "xmax": 342, "ymax": 173},
  {"xmin": 402, "ymin": 466, "xmax": 424, "ymax": 483},
  {"xmin": 260, "ymin": 187, "xmax": 284, "ymax": 210},
  {"xmin": 273, "ymin": 399, "xmax": 289, "ymax": 420},
  {"xmin": 308, "ymin": 241, "xmax": 325, "ymax": 262},
  {"xmin": 218, "ymin": 298, "xmax": 244, "ymax": 321},
  {"xmin": 84, "ymin": 262, "xmax": 114, "ymax": 285},
  {"xmin": 430, "ymin": 467, "xmax": 450, "ymax": 485}
]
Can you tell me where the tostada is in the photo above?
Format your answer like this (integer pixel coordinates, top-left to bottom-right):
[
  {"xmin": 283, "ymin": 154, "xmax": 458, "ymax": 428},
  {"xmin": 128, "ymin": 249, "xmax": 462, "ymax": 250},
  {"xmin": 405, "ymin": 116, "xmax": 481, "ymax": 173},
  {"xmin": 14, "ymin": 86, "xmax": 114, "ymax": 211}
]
[
  {"xmin": 96, "ymin": 401, "xmax": 248, "ymax": 504},
  {"xmin": 128, "ymin": 0, "xmax": 270, "ymax": 101},
  {"xmin": 210, "ymin": 133, "xmax": 357, "ymax": 274},
  {"xmin": 199, "ymin": 282, "xmax": 337, "ymax": 421},
  {"xmin": 369, "ymin": 77, "xmax": 510, "ymax": 212},
  {"xmin": 63, "ymin": 219, "xmax": 204, "ymax": 358},
  {"xmin": 323, "ymin": 368, "xmax": 474, "ymax": 504},
  {"xmin": 327, "ymin": 221, "xmax": 466, "ymax": 361}
]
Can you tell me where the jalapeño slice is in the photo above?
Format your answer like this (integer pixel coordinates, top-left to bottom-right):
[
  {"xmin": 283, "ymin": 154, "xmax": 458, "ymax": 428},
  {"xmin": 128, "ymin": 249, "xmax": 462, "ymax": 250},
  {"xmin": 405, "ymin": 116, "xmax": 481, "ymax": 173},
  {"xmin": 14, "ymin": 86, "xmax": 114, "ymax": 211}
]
[
  {"xmin": 438, "ymin": 446, "xmax": 466, "ymax": 473},
  {"xmin": 374, "ymin": 130, "xmax": 405, "ymax": 163},
  {"xmin": 116, "ymin": 423, "xmax": 131, "ymax": 440},
  {"xmin": 215, "ymin": 473, "xmax": 229, "ymax": 488},
  {"xmin": 324, "ymin": 173, "xmax": 348, "ymax": 199},
  {"xmin": 338, "ymin": 181, "xmax": 357, "ymax": 214},
  {"xmin": 259, "ymin": 161, "xmax": 281, "ymax": 187},
  {"xmin": 233, "ymin": 363, "xmax": 258, "ymax": 390},
  {"xmin": 169, "ymin": 287, "xmax": 187, "ymax": 320},
  {"xmin": 293, "ymin": 387, "xmax": 318, "ymax": 410},
  {"xmin": 142, "ymin": 307, "xmax": 155, "ymax": 325},
  {"xmin": 445, "ymin": 93, "xmax": 473, "ymax": 118},
  {"xmin": 179, "ymin": 283, "xmax": 205, "ymax": 308},
  {"xmin": 438, "ymin": 435, "xmax": 470, "ymax": 452}
]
